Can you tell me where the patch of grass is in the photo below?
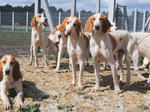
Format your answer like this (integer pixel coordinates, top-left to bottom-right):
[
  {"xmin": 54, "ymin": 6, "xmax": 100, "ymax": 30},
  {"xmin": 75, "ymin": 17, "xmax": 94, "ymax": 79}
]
[
  {"xmin": 137, "ymin": 104, "xmax": 149, "ymax": 111},
  {"xmin": 84, "ymin": 95, "xmax": 93, "ymax": 100},
  {"xmin": 57, "ymin": 104, "xmax": 74, "ymax": 111},
  {"xmin": 76, "ymin": 92, "xmax": 86, "ymax": 96},
  {"xmin": 17, "ymin": 103, "xmax": 40, "ymax": 112}
]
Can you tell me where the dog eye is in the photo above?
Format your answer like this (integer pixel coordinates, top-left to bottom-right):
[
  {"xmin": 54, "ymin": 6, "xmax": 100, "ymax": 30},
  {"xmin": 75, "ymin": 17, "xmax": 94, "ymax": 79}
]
[
  {"xmin": 39, "ymin": 15, "xmax": 41, "ymax": 17},
  {"xmin": 99, "ymin": 18, "xmax": 103, "ymax": 21},
  {"xmin": 93, "ymin": 18, "xmax": 95, "ymax": 21},
  {"xmin": 3, "ymin": 61, "xmax": 6, "ymax": 64},
  {"xmin": 67, "ymin": 22, "xmax": 69, "ymax": 24},
  {"xmin": 10, "ymin": 62, "xmax": 14, "ymax": 65},
  {"xmin": 73, "ymin": 23, "xmax": 76, "ymax": 27}
]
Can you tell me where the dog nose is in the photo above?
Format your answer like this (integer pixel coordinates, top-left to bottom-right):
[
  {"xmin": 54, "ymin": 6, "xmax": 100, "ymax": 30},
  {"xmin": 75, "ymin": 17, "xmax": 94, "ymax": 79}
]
[
  {"xmin": 95, "ymin": 26, "xmax": 100, "ymax": 30},
  {"xmin": 66, "ymin": 32, "xmax": 71, "ymax": 36},
  {"xmin": 5, "ymin": 70, "xmax": 10, "ymax": 75},
  {"xmin": 45, "ymin": 19, "xmax": 47, "ymax": 22},
  {"xmin": 58, "ymin": 34, "xmax": 61, "ymax": 38}
]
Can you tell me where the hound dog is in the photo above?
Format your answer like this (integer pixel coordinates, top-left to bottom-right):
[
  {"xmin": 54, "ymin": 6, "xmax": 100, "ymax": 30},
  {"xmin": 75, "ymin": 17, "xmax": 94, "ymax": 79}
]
[
  {"xmin": 59, "ymin": 16, "xmax": 89, "ymax": 89},
  {"xmin": 28, "ymin": 14, "xmax": 48, "ymax": 68},
  {"xmin": 0, "ymin": 54, "xmax": 23, "ymax": 110},
  {"xmin": 47, "ymin": 25, "xmax": 69, "ymax": 71},
  {"xmin": 85, "ymin": 13, "xmax": 132, "ymax": 93}
]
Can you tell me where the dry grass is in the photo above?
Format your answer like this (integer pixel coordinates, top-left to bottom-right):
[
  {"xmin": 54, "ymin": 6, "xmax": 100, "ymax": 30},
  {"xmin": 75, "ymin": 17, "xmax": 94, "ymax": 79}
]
[{"xmin": 0, "ymin": 55, "xmax": 150, "ymax": 112}]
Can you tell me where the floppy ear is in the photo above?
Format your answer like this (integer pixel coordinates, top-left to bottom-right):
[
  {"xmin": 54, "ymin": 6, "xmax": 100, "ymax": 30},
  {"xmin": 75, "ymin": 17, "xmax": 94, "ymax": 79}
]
[
  {"xmin": 51, "ymin": 26, "xmax": 57, "ymax": 35},
  {"xmin": 13, "ymin": 60, "xmax": 21, "ymax": 81},
  {"xmin": 85, "ymin": 16, "xmax": 93, "ymax": 33},
  {"xmin": 30, "ymin": 16, "xmax": 36, "ymax": 27},
  {"xmin": 101, "ymin": 17, "xmax": 111, "ymax": 33},
  {"xmin": 59, "ymin": 17, "xmax": 69, "ymax": 32},
  {"xmin": 0, "ymin": 61, "xmax": 3, "ymax": 81},
  {"xmin": 76, "ymin": 20, "xmax": 84, "ymax": 37}
]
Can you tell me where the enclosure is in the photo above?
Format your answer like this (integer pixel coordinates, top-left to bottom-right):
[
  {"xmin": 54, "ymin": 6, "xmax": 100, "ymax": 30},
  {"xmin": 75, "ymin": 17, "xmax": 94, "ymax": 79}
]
[{"xmin": 0, "ymin": 0, "xmax": 150, "ymax": 112}]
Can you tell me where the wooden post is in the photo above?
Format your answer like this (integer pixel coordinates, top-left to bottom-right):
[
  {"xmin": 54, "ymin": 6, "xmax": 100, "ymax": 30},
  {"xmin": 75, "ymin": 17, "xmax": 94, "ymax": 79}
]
[
  {"xmin": 12, "ymin": 11, "xmax": 14, "ymax": 31},
  {"xmin": 26, "ymin": 12, "xmax": 29, "ymax": 32},
  {"xmin": 133, "ymin": 8, "xmax": 137, "ymax": 32},
  {"xmin": 142, "ymin": 10, "xmax": 146, "ymax": 32},
  {"xmin": 71, "ymin": 0, "xmax": 76, "ymax": 16},
  {"xmin": 96, "ymin": 0, "xmax": 101, "ymax": 13},
  {"xmin": 58, "ymin": 12, "xmax": 61, "ymax": 25}
]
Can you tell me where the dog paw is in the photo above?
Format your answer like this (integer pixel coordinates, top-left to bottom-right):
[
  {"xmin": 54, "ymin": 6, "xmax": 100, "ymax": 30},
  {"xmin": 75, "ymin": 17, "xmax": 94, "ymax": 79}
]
[
  {"xmin": 71, "ymin": 82, "xmax": 76, "ymax": 87},
  {"xmin": 3, "ymin": 102, "xmax": 11, "ymax": 110},
  {"xmin": 115, "ymin": 89, "xmax": 121, "ymax": 94},
  {"xmin": 55, "ymin": 68, "xmax": 60, "ymax": 72},
  {"xmin": 14, "ymin": 102, "xmax": 24, "ymax": 108}
]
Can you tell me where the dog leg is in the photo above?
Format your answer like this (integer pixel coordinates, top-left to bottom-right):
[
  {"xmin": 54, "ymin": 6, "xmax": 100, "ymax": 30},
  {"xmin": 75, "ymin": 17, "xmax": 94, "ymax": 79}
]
[
  {"xmin": 78, "ymin": 58, "xmax": 85, "ymax": 90},
  {"xmin": 33, "ymin": 46, "xmax": 39, "ymax": 67},
  {"xmin": 1, "ymin": 83, "xmax": 11, "ymax": 110},
  {"xmin": 55, "ymin": 46, "xmax": 63, "ymax": 71},
  {"xmin": 70, "ymin": 57, "xmax": 77, "ymax": 86},
  {"xmin": 42, "ymin": 45, "xmax": 48, "ymax": 68},
  {"xmin": 109, "ymin": 57, "xmax": 121, "ymax": 94},
  {"xmin": 14, "ymin": 80, "xmax": 23, "ymax": 108},
  {"xmin": 28, "ymin": 45, "xmax": 33, "ymax": 65},
  {"xmin": 93, "ymin": 59, "xmax": 100, "ymax": 91},
  {"xmin": 124, "ymin": 52, "xmax": 131, "ymax": 89}
]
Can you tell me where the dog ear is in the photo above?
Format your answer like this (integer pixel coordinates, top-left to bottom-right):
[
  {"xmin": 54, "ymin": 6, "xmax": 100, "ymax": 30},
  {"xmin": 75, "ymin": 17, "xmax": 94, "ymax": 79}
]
[
  {"xmin": 85, "ymin": 15, "xmax": 93, "ymax": 33},
  {"xmin": 0, "ymin": 60, "xmax": 3, "ymax": 81},
  {"xmin": 101, "ymin": 16, "xmax": 111, "ymax": 33},
  {"xmin": 76, "ymin": 19, "xmax": 84, "ymax": 37},
  {"xmin": 13, "ymin": 60, "xmax": 21, "ymax": 81},
  {"xmin": 31, "ymin": 16, "xmax": 36, "ymax": 27},
  {"xmin": 59, "ymin": 17, "xmax": 69, "ymax": 32}
]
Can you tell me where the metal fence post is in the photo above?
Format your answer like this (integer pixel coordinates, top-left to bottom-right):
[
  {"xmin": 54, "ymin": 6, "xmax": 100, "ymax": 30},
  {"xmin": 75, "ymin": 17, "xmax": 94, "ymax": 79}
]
[
  {"xmin": 12, "ymin": 11, "xmax": 15, "ymax": 31},
  {"xmin": 71, "ymin": 0, "xmax": 76, "ymax": 16},
  {"xmin": 0, "ymin": 12, "xmax": 1, "ymax": 26},
  {"xmin": 133, "ymin": 8, "xmax": 137, "ymax": 32},
  {"xmin": 35, "ymin": 0, "xmax": 41, "ymax": 15},
  {"xmin": 42, "ymin": 0, "xmax": 54, "ymax": 31},
  {"xmin": 78, "ymin": 11, "xmax": 81, "ymax": 20},
  {"xmin": 142, "ymin": 10, "xmax": 146, "ymax": 32},
  {"xmin": 58, "ymin": 12, "xmax": 61, "ymax": 25},
  {"xmin": 26, "ymin": 12, "xmax": 29, "ymax": 32},
  {"xmin": 96, "ymin": 0, "xmax": 101, "ymax": 13},
  {"xmin": 108, "ymin": 0, "xmax": 116, "ymax": 22}
]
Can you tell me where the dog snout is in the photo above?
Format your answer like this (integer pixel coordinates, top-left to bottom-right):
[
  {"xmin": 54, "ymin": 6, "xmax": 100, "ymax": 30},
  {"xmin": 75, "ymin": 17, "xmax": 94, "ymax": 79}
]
[
  {"xmin": 45, "ymin": 18, "xmax": 47, "ymax": 22},
  {"xmin": 66, "ymin": 31, "xmax": 71, "ymax": 36},
  {"xmin": 95, "ymin": 25, "xmax": 100, "ymax": 30},
  {"xmin": 58, "ymin": 34, "xmax": 61, "ymax": 38},
  {"xmin": 5, "ymin": 69, "xmax": 10, "ymax": 75}
]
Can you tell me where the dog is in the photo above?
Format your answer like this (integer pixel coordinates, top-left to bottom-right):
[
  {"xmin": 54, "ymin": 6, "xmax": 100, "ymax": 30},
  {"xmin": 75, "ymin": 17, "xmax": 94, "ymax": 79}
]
[
  {"xmin": 59, "ymin": 16, "xmax": 89, "ymax": 89},
  {"xmin": 85, "ymin": 13, "xmax": 132, "ymax": 93},
  {"xmin": 47, "ymin": 25, "xmax": 69, "ymax": 71},
  {"xmin": 0, "ymin": 54, "xmax": 23, "ymax": 110},
  {"xmin": 28, "ymin": 14, "xmax": 48, "ymax": 68}
]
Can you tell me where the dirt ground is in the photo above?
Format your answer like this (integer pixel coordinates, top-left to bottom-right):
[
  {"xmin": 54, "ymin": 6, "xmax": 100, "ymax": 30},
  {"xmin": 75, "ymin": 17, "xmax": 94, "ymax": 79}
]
[{"xmin": 0, "ymin": 55, "xmax": 150, "ymax": 112}]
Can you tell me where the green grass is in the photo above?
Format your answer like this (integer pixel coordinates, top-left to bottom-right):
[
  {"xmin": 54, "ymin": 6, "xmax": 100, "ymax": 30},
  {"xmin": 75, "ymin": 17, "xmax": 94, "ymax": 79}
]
[
  {"xmin": 17, "ymin": 103, "xmax": 40, "ymax": 112},
  {"xmin": 57, "ymin": 104, "xmax": 74, "ymax": 111}
]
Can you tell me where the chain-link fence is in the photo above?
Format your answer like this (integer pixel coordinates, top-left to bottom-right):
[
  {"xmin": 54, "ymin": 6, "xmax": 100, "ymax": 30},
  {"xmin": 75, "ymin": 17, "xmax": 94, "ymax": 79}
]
[{"xmin": 116, "ymin": 4, "xmax": 150, "ymax": 32}]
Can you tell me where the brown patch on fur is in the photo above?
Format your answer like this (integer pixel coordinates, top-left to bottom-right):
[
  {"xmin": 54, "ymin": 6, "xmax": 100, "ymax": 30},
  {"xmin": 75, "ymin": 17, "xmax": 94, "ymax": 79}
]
[
  {"xmin": 85, "ymin": 16, "xmax": 93, "ymax": 33},
  {"xmin": 59, "ymin": 17, "xmax": 69, "ymax": 33},
  {"xmin": 74, "ymin": 17, "xmax": 84, "ymax": 38},
  {"xmin": 83, "ymin": 34, "xmax": 89, "ymax": 50},
  {"xmin": 148, "ymin": 28, "xmax": 150, "ymax": 33},
  {"xmin": 0, "ymin": 61, "xmax": 3, "ymax": 81},
  {"xmin": 12, "ymin": 59, "xmax": 21, "ymax": 81},
  {"xmin": 100, "ymin": 14, "xmax": 111, "ymax": 33},
  {"xmin": 31, "ymin": 16, "xmax": 36, "ymax": 27},
  {"xmin": 108, "ymin": 33, "xmax": 117, "ymax": 52},
  {"xmin": 51, "ymin": 25, "xmax": 59, "ymax": 35}
]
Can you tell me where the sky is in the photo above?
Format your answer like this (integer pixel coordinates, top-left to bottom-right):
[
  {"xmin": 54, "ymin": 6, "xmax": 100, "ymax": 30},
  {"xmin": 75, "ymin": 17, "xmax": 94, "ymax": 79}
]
[{"xmin": 1, "ymin": 0, "xmax": 150, "ymax": 13}]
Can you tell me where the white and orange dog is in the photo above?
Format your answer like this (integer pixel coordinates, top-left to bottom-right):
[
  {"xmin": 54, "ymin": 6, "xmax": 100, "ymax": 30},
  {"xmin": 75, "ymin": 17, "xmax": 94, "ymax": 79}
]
[
  {"xmin": 59, "ymin": 16, "xmax": 89, "ymax": 89},
  {"xmin": 28, "ymin": 14, "xmax": 48, "ymax": 68},
  {"xmin": 85, "ymin": 13, "xmax": 132, "ymax": 93},
  {"xmin": 47, "ymin": 25, "xmax": 68, "ymax": 71},
  {"xmin": 0, "ymin": 54, "xmax": 23, "ymax": 110}
]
